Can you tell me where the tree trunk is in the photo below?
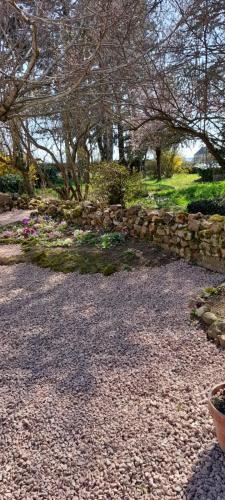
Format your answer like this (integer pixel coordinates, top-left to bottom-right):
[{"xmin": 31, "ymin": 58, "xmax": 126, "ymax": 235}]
[
  {"xmin": 156, "ymin": 147, "xmax": 162, "ymax": 181},
  {"xmin": 21, "ymin": 170, "xmax": 34, "ymax": 196},
  {"xmin": 96, "ymin": 124, "xmax": 113, "ymax": 162},
  {"xmin": 35, "ymin": 161, "xmax": 46, "ymax": 189},
  {"xmin": 201, "ymin": 134, "xmax": 225, "ymax": 171},
  {"xmin": 117, "ymin": 122, "xmax": 125, "ymax": 164}
]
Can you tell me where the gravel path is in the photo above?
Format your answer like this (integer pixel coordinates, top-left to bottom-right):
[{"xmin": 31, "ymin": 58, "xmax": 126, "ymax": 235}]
[
  {"xmin": 0, "ymin": 209, "xmax": 32, "ymax": 226},
  {"xmin": 1, "ymin": 261, "xmax": 225, "ymax": 499},
  {"xmin": 0, "ymin": 244, "xmax": 23, "ymax": 259}
]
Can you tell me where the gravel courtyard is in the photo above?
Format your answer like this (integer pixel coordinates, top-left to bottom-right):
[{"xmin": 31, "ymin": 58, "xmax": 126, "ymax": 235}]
[{"xmin": 1, "ymin": 261, "xmax": 225, "ymax": 499}]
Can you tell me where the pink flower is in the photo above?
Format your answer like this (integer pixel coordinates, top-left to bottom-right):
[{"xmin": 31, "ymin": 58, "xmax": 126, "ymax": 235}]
[{"xmin": 22, "ymin": 227, "xmax": 37, "ymax": 237}]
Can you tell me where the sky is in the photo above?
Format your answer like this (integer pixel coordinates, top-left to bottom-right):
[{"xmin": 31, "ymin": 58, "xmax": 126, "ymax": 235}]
[
  {"xmin": 180, "ymin": 140, "xmax": 202, "ymax": 160},
  {"xmin": 36, "ymin": 139, "xmax": 202, "ymax": 162}
]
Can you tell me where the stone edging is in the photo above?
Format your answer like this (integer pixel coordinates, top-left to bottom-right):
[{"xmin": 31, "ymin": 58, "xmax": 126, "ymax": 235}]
[{"xmin": 191, "ymin": 284, "xmax": 225, "ymax": 348}]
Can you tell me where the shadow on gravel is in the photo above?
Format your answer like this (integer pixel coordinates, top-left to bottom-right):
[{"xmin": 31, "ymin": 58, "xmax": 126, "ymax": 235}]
[
  {"xmin": 0, "ymin": 264, "xmax": 165, "ymax": 398},
  {"xmin": 0, "ymin": 262, "xmax": 224, "ymax": 403},
  {"xmin": 184, "ymin": 444, "xmax": 225, "ymax": 499}
]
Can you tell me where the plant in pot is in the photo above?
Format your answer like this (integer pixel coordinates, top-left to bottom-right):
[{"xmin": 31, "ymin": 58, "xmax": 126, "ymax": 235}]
[{"xmin": 209, "ymin": 383, "xmax": 225, "ymax": 452}]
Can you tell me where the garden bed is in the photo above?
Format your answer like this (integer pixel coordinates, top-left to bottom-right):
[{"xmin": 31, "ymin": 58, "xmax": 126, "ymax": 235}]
[{"xmin": 0, "ymin": 214, "xmax": 176, "ymax": 275}]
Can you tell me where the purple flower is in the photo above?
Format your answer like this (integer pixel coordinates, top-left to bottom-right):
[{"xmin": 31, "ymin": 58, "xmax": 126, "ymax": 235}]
[{"xmin": 22, "ymin": 217, "xmax": 30, "ymax": 225}]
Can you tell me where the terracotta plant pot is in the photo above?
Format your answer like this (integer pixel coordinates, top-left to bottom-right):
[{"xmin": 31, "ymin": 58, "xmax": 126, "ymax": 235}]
[{"xmin": 208, "ymin": 382, "xmax": 225, "ymax": 452}]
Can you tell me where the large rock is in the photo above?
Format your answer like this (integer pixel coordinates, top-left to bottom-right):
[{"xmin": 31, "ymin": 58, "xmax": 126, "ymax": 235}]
[
  {"xmin": 188, "ymin": 219, "xmax": 201, "ymax": 232},
  {"xmin": 207, "ymin": 323, "xmax": 222, "ymax": 340},
  {"xmin": 195, "ymin": 305, "xmax": 210, "ymax": 318},
  {"xmin": 201, "ymin": 312, "xmax": 218, "ymax": 325},
  {"xmin": 219, "ymin": 335, "xmax": 225, "ymax": 348},
  {"xmin": 215, "ymin": 319, "xmax": 225, "ymax": 334}
]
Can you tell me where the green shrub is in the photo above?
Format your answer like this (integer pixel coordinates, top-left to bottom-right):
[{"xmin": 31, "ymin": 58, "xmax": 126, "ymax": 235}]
[
  {"xmin": 74, "ymin": 230, "xmax": 125, "ymax": 249},
  {"xmin": 187, "ymin": 197, "xmax": 225, "ymax": 215},
  {"xmin": 195, "ymin": 163, "xmax": 222, "ymax": 182},
  {"xmin": 91, "ymin": 162, "xmax": 148, "ymax": 206},
  {"xmin": 74, "ymin": 230, "xmax": 99, "ymax": 246},
  {"xmin": 145, "ymin": 153, "xmax": 184, "ymax": 179},
  {"xmin": 100, "ymin": 232, "xmax": 125, "ymax": 249},
  {"xmin": 36, "ymin": 164, "xmax": 61, "ymax": 187},
  {"xmin": 0, "ymin": 173, "xmax": 24, "ymax": 193},
  {"xmin": 125, "ymin": 173, "xmax": 148, "ymax": 203},
  {"xmin": 91, "ymin": 162, "xmax": 129, "ymax": 206}
]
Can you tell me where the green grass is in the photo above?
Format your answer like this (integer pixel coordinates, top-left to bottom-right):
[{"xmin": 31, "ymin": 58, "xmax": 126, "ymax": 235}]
[
  {"xmin": 35, "ymin": 187, "xmax": 60, "ymax": 199},
  {"xmin": 130, "ymin": 173, "xmax": 225, "ymax": 210}
]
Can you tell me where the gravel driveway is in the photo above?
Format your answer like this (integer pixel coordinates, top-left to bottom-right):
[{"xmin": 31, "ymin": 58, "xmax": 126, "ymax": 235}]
[{"xmin": 1, "ymin": 261, "xmax": 225, "ymax": 499}]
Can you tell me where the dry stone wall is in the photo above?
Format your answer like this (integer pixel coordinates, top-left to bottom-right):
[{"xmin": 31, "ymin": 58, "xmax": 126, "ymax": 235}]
[
  {"xmin": 78, "ymin": 204, "xmax": 225, "ymax": 273},
  {"xmin": 27, "ymin": 197, "xmax": 225, "ymax": 273}
]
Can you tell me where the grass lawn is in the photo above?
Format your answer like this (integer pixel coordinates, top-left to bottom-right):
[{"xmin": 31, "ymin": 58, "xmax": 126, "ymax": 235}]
[
  {"xmin": 35, "ymin": 172, "xmax": 225, "ymax": 212},
  {"xmin": 35, "ymin": 187, "xmax": 60, "ymax": 199},
  {"xmin": 130, "ymin": 173, "xmax": 225, "ymax": 210}
]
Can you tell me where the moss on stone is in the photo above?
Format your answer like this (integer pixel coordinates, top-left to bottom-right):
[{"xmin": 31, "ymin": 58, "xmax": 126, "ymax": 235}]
[
  {"xmin": 208, "ymin": 215, "xmax": 225, "ymax": 222},
  {"xmin": 198, "ymin": 230, "xmax": 212, "ymax": 240},
  {"xmin": 102, "ymin": 264, "xmax": 117, "ymax": 276},
  {"xmin": 204, "ymin": 287, "xmax": 220, "ymax": 296}
]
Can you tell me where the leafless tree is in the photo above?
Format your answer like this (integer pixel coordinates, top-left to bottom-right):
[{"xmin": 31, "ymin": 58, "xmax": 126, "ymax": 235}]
[
  {"xmin": 128, "ymin": 0, "xmax": 225, "ymax": 168},
  {"xmin": 0, "ymin": 0, "xmax": 158, "ymax": 121}
]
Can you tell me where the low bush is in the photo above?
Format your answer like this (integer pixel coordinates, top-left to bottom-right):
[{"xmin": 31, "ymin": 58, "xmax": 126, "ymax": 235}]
[
  {"xmin": 0, "ymin": 173, "xmax": 24, "ymax": 193},
  {"xmin": 36, "ymin": 164, "xmax": 61, "ymax": 187},
  {"xmin": 187, "ymin": 197, "xmax": 225, "ymax": 215},
  {"xmin": 195, "ymin": 163, "xmax": 222, "ymax": 182},
  {"xmin": 74, "ymin": 230, "xmax": 125, "ymax": 249},
  {"xmin": 91, "ymin": 162, "xmax": 128, "ymax": 205},
  {"xmin": 124, "ymin": 173, "xmax": 148, "ymax": 203},
  {"xmin": 91, "ymin": 162, "xmax": 147, "ymax": 206},
  {"xmin": 145, "ymin": 159, "xmax": 157, "ymax": 178}
]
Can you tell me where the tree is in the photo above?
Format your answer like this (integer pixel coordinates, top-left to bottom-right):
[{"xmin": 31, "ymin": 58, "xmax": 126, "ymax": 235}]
[
  {"xmin": 0, "ymin": 0, "xmax": 158, "ymax": 122},
  {"xmin": 130, "ymin": 121, "xmax": 185, "ymax": 180},
  {"xmin": 0, "ymin": 121, "xmax": 36, "ymax": 195},
  {"xmin": 129, "ymin": 0, "xmax": 225, "ymax": 168}
]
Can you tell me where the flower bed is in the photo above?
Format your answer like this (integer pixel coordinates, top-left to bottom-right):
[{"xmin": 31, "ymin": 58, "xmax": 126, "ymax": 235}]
[{"xmin": 0, "ymin": 214, "xmax": 175, "ymax": 274}]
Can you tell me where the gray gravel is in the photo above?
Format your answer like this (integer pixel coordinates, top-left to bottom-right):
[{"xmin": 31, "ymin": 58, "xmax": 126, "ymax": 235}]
[{"xmin": 1, "ymin": 261, "xmax": 225, "ymax": 499}]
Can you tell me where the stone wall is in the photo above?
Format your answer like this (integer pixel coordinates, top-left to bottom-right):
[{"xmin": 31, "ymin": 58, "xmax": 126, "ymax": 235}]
[
  {"xmin": 76, "ymin": 203, "xmax": 225, "ymax": 273},
  {"xmin": 28, "ymin": 197, "xmax": 225, "ymax": 273}
]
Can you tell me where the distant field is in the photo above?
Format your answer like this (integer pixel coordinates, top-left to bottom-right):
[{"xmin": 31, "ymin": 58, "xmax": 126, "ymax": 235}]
[{"xmin": 130, "ymin": 173, "xmax": 225, "ymax": 210}]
